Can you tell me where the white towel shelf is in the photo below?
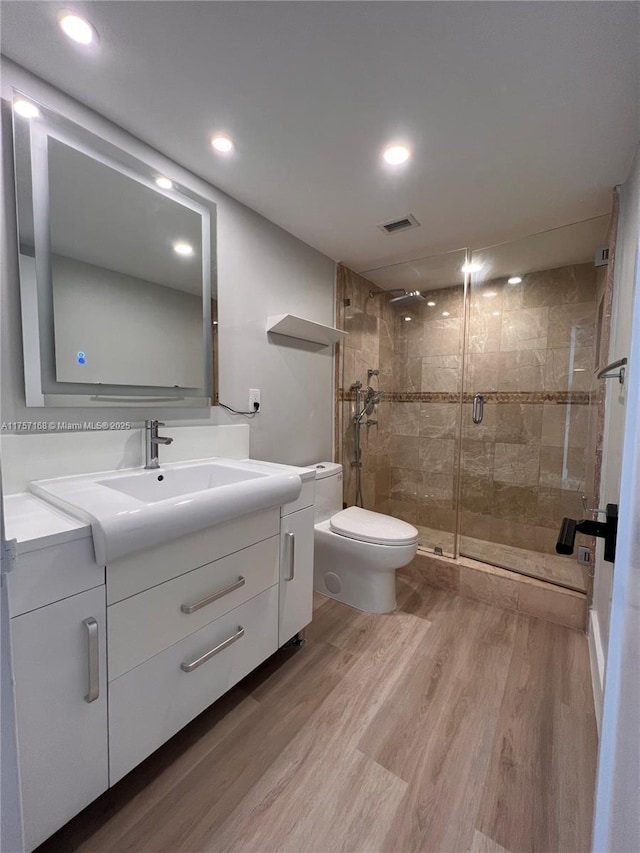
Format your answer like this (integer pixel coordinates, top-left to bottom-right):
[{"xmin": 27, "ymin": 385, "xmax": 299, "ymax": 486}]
[{"xmin": 266, "ymin": 314, "xmax": 348, "ymax": 347}]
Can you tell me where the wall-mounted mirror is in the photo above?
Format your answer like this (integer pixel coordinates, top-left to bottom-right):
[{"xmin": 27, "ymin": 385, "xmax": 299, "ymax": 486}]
[{"xmin": 12, "ymin": 90, "xmax": 216, "ymax": 407}]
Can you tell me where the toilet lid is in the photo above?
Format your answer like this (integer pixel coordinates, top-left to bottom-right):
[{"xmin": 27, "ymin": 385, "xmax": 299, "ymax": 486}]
[{"xmin": 330, "ymin": 506, "xmax": 418, "ymax": 546}]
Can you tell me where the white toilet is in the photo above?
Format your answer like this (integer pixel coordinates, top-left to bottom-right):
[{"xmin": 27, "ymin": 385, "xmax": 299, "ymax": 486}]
[{"xmin": 312, "ymin": 462, "xmax": 418, "ymax": 613}]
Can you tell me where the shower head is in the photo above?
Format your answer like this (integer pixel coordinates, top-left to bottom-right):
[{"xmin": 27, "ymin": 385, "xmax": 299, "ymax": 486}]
[{"xmin": 389, "ymin": 290, "xmax": 426, "ymax": 304}]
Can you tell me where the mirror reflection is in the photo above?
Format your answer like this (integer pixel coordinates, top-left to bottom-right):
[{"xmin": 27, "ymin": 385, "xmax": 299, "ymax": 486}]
[
  {"xmin": 12, "ymin": 91, "xmax": 216, "ymax": 407},
  {"xmin": 49, "ymin": 139, "xmax": 205, "ymax": 389}
]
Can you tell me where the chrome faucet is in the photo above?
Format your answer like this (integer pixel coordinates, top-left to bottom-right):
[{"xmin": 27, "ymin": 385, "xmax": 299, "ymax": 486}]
[{"xmin": 145, "ymin": 419, "xmax": 173, "ymax": 469}]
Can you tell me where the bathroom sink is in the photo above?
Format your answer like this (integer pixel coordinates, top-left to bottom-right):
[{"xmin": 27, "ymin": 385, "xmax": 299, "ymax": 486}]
[
  {"xmin": 29, "ymin": 458, "xmax": 303, "ymax": 565},
  {"xmin": 98, "ymin": 462, "xmax": 264, "ymax": 503}
]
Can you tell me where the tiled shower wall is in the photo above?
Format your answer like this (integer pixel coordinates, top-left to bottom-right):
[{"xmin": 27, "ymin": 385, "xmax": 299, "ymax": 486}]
[
  {"xmin": 460, "ymin": 263, "xmax": 597, "ymax": 556},
  {"xmin": 337, "ymin": 260, "xmax": 601, "ymax": 561}
]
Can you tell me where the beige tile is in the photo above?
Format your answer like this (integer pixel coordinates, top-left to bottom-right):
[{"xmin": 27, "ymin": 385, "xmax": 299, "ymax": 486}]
[
  {"xmin": 421, "ymin": 355, "xmax": 461, "ymax": 392},
  {"xmin": 407, "ymin": 552, "xmax": 460, "ymax": 591},
  {"xmin": 537, "ymin": 487, "xmax": 585, "ymax": 528},
  {"xmin": 458, "ymin": 564, "xmax": 519, "ymax": 610},
  {"xmin": 460, "ymin": 511, "xmax": 493, "ymax": 543},
  {"xmin": 496, "ymin": 403, "xmax": 543, "ymax": 444},
  {"xmin": 541, "ymin": 404, "xmax": 591, "ymax": 448},
  {"xmin": 497, "ymin": 349, "xmax": 546, "ymax": 391},
  {"xmin": 494, "ymin": 443, "xmax": 540, "ymax": 486},
  {"xmin": 539, "ymin": 445, "xmax": 588, "ymax": 491},
  {"xmin": 419, "ymin": 403, "xmax": 460, "ymax": 438},
  {"xmin": 391, "ymin": 403, "xmax": 421, "ymax": 437},
  {"xmin": 467, "ymin": 352, "xmax": 500, "ymax": 392},
  {"xmin": 415, "ymin": 504, "xmax": 457, "ymax": 534},
  {"xmin": 393, "ymin": 356, "xmax": 422, "ymax": 392},
  {"xmin": 462, "ymin": 439, "xmax": 494, "ymax": 478},
  {"xmin": 461, "ymin": 475, "xmax": 493, "ymax": 514},
  {"xmin": 467, "ymin": 311, "xmax": 502, "ymax": 354},
  {"xmin": 389, "ymin": 498, "xmax": 418, "ymax": 524},
  {"xmin": 421, "ymin": 317, "xmax": 462, "ymax": 357},
  {"xmin": 517, "ymin": 583, "xmax": 586, "ymax": 629},
  {"xmin": 417, "ymin": 471, "xmax": 456, "ymax": 505},
  {"xmin": 492, "ymin": 483, "xmax": 539, "ymax": 523},
  {"xmin": 389, "ymin": 435, "xmax": 419, "ymax": 469},
  {"xmin": 500, "ymin": 307, "xmax": 549, "ymax": 352},
  {"xmin": 390, "ymin": 467, "xmax": 418, "ymax": 501},
  {"xmin": 544, "ymin": 346, "xmax": 595, "ymax": 392},
  {"xmin": 419, "ymin": 437, "xmax": 455, "ymax": 474},
  {"xmin": 547, "ymin": 302, "xmax": 596, "ymax": 348}
]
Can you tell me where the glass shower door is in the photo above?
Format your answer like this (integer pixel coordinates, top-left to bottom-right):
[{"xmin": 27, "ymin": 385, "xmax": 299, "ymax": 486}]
[{"xmin": 459, "ymin": 218, "xmax": 610, "ymax": 591}]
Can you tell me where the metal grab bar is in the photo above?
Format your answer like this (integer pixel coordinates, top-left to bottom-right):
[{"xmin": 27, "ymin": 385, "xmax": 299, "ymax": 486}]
[
  {"xmin": 596, "ymin": 357, "xmax": 627, "ymax": 385},
  {"xmin": 180, "ymin": 627, "xmax": 245, "ymax": 672},
  {"xmin": 180, "ymin": 577, "xmax": 246, "ymax": 614}
]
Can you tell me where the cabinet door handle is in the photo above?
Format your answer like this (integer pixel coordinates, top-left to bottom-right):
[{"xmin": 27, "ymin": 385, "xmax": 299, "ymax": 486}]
[
  {"xmin": 83, "ymin": 617, "xmax": 99, "ymax": 703},
  {"xmin": 180, "ymin": 577, "xmax": 246, "ymax": 614},
  {"xmin": 180, "ymin": 626, "xmax": 245, "ymax": 673},
  {"xmin": 285, "ymin": 532, "xmax": 295, "ymax": 581}
]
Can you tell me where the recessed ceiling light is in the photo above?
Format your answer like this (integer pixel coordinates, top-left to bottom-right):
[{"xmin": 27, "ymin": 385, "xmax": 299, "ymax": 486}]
[
  {"xmin": 442, "ymin": 311, "xmax": 450, "ymax": 317},
  {"xmin": 155, "ymin": 177, "xmax": 173, "ymax": 190},
  {"xmin": 492, "ymin": 311, "xmax": 500, "ymax": 316},
  {"xmin": 58, "ymin": 13, "xmax": 96, "ymax": 45},
  {"xmin": 462, "ymin": 261, "xmax": 482, "ymax": 274},
  {"xmin": 14, "ymin": 100, "xmax": 40, "ymax": 119},
  {"xmin": 404, "ymin": 316, "xmax": 412, "ymax": 322},
  {"xmin": 483, "ymin": 291, "xmax": 497, "ymax": 298},
  {"xmin": 211, "ymin": 136, "xmax": 234, "ymax": 153},
  {"xmin": 383, "ymin": 145, "xmax": 411, "ymax": 165},
  {"xmin": 173, "ymin": 241, "xmax": 194, "ymax": 256},
  {"xmin": 508, "ymin": 276, "xmax": 522, "ymax": 285},
  {"xmin": 427, "ymin": 301, "xmax": 436, "ymax": 307}
]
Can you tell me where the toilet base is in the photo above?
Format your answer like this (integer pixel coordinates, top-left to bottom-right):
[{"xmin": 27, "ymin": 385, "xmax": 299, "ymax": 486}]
[
  {"xmin": 313, "ymin": 521, "xmax": 417, "ymax": 614},
  {"xmin": 314, "ymin": 562, "xmax": 397, "ymax": 613}
]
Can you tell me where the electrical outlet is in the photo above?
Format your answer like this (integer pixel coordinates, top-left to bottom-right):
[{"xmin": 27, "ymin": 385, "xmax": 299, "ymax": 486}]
[
  {"xmin": 249, "ymin": 388, "xmax": 261, "ymax": 411},
  {"xmin": 577, "ymin": 546, "xmax": 592, "ymax": 566}
]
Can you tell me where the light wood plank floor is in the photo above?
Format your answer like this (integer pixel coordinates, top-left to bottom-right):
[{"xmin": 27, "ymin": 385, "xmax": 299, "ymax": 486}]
[{"xmin": 38, "ymin": 566, "xmax": 598, "ymax": 853}]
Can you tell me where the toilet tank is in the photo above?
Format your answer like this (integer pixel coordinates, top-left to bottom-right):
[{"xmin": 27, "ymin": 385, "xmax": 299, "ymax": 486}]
[{"xmin": 312, "ymin": 462, "xmax": 343, "ymax": 523}]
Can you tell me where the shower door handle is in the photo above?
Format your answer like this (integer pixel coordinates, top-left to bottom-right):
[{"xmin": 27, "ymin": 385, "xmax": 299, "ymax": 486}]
[{"xmin": 472, "ymin": 394, "xmax": 484, "ymax": 424}]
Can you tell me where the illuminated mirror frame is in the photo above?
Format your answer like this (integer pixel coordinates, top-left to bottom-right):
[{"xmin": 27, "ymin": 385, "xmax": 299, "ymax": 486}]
[{"xmin": 12, "ymin": 89, "xmax": 215, "ymax": 408}]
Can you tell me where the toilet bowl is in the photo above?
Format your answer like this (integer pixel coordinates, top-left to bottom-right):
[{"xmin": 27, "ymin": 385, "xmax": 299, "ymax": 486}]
[{"xmin": 311, "ymin": 462, "xmax": 418, "ymax": 613}]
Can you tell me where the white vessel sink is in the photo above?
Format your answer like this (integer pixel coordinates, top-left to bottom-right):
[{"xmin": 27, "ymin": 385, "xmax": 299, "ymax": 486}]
[{"xmin": 29, "ymin": 458, "xmax": 303, "ymax": 565}]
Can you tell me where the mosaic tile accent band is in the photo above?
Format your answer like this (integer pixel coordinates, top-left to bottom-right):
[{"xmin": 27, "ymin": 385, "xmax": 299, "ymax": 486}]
[{"xmin": 338, "ymin": 389, "xmax": 591, "ymax": 405}]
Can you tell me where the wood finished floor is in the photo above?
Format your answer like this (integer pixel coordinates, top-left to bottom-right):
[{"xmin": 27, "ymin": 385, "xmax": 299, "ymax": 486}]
[{"xmin": 38, "ymin": 566, "xmax": 598, "ymax": 853}]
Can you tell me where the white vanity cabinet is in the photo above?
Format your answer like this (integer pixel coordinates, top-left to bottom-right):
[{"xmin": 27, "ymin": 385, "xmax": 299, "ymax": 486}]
[
  {"xmin": 3, "ymin": 466, "xmax": 316, "ymax": 850},
  {"xmin": 4, "ymin": 531, "xmax": 108, "ymax": 853},
  {"xmin": 278, "ymin": 475, "xmax": 316, "ymax": 646}
]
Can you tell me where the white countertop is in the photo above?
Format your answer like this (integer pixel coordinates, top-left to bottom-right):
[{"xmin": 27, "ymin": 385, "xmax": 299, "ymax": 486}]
[{"xmin": 3, "ymin": 493, "xmax": 92, "ymax": 555}]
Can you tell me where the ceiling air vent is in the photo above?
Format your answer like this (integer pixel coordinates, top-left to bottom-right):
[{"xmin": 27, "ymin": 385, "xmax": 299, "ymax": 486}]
[{"xmin": 377, "ymin": 213, "xmax": 421, "ymax": 235}]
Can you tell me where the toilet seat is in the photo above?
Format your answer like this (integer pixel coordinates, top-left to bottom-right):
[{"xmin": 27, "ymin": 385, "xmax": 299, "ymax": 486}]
[{"xmin": 329, "ymin": 506, "xmax": 418, "ymax": 546}]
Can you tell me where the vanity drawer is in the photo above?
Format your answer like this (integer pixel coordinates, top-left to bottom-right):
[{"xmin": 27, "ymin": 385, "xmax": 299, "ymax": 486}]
[
  {"xmin": 106, "ymin": 507, "xmax": 279, "ymax": 604},
  {"xmin": 108, "ymin": 584, "xmax": 278, "ymax": 784},
  {"xmin": 108, "ymin": 535, "xmax": 279, "ymax": 680}
]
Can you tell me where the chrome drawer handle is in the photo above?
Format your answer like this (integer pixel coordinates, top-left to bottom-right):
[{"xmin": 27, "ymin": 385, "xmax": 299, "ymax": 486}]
[
  {"xmin": 180, "ymin": 577, "xmax": 246, "ymax": 614},
  {"xmin": 83, "ymin": 617, "xmax": 99, "ymax": 703},
  {"xmin": 285, "ymin": 532, "xmax": 295, "ymax": 581},
  {"xmin": 180, "ymin": 626, "xmax": 245, "ymax": 673}
]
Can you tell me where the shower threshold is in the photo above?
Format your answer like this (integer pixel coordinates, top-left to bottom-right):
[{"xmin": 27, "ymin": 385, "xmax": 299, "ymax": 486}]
[{"xmin": 415, "ymin": 526, "xmax": 588, "ymax": 593}]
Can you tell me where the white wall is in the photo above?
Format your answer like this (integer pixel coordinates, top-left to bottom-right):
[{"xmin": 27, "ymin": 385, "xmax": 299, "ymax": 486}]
[
  {"xmin": 589, "ymin": 146, "xmax": 640, "ymax": 728},
  {"xmin": 51, "ymin": 254, "xmax": 203, "ymax": 388},
  {"xmin": 1, "ymin": 59, "xmax": 336, "ymax": 481},
  {"xmin": 592, "ymin": 146, "xmax": 640, "ymax": 852}
]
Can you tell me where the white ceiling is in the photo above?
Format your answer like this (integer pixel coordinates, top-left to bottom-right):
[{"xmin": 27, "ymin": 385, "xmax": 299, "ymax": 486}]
[
  {"xmin": 363, "ymin": 214, "xmax": 610, "ymax": 291},
  {"xmin": 1, "ymin": 2, "xmax": 638, "ymax": 272}
]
